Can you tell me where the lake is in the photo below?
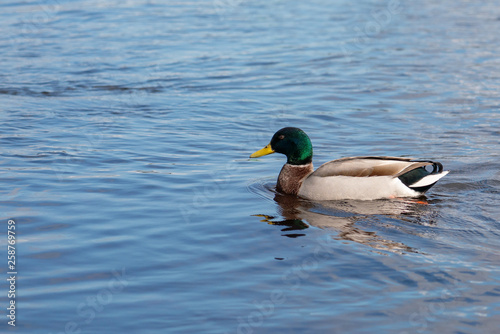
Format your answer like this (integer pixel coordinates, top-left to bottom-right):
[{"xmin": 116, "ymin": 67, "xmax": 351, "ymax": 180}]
[{"xmin": 1, "ymin": 0, "xmax": 500, "ymax": 333}]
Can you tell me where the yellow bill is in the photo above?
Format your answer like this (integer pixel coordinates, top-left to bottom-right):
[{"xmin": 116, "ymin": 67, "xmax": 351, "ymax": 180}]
[{"xmin": 250, "ymin": 144, "xmax": 275, "ymax": 158}]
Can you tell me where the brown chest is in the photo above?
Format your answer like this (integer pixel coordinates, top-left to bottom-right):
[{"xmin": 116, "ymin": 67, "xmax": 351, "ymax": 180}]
[{"xmin": 276, "ymin": 163, "xmax": 314, "ymax": 195}]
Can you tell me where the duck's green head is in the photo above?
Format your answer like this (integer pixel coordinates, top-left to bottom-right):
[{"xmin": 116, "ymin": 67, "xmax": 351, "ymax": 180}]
[{"xmin": 250, "ymin": 127, "xmax": 313, "ymax": 165}]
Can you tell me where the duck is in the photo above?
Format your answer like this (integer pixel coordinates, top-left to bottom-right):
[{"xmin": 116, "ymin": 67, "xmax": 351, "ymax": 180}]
[{"xmin": 249, "ymin": 127, "xmax": 449, "ymax": 201}]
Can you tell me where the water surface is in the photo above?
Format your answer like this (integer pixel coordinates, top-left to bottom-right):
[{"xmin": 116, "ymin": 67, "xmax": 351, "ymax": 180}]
[{"xmin": 1, "ymin": 0, "xmax": 500, "ymax": 333}]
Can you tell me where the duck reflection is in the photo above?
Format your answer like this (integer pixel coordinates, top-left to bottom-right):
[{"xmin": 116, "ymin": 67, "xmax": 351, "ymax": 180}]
[{"xmin": 255, "ymin": 190, "xmax": 436, "ymax": 254}]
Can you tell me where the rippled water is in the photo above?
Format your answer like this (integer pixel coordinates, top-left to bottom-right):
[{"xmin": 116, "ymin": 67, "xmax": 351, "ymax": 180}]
[{"xmin": 1, "ymin": 0, "xmax": 500, "ymax": 333}]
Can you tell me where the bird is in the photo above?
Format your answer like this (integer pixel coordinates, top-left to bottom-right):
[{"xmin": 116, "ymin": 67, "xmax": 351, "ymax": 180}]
[{"xmin": 249, "ymin": 127, "xmax": 449, "ymax": 201}]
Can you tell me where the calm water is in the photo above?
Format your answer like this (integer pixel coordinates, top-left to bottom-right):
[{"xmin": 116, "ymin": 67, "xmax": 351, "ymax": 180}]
[{"xmin": 1, "ymin": 0, "xmax": 500, "ymax": 333}]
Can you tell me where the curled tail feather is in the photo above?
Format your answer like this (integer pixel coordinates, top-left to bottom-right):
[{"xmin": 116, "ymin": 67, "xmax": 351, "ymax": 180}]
[{"xmin": 397, "ymin": 161, "xmax": 448, "ymax": 193}]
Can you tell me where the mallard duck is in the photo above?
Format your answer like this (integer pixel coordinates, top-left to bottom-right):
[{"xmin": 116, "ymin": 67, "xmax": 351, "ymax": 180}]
[{"xmin": 249, "ymin": 127, "xmax": 449, "ymax": 200}]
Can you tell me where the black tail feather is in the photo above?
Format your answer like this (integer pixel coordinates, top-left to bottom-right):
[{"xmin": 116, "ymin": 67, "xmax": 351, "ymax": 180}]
[{"xmin": 398, "ymin": 161, "xmax": 443, "ymax": 193}]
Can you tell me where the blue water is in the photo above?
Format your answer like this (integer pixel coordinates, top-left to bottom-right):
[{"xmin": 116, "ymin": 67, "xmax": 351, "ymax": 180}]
[{"xmin": 1, "ymin": 0, "xmax": 500, "ymax": 333}]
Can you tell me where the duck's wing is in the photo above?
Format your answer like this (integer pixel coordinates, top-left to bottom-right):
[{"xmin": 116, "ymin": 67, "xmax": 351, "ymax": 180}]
[
  {"xmin": 299, "ymin": 156, "xmax": 448, "ymax": 200},
  {"xmin": 312, "ymin": 156, "xmax": 442, "ymax": 178}
]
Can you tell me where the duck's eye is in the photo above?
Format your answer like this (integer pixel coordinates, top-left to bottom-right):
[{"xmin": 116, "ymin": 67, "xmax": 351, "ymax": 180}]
[{"xmin": 278, "ymin": 135, "xmax": 285, "ymax": 140}]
